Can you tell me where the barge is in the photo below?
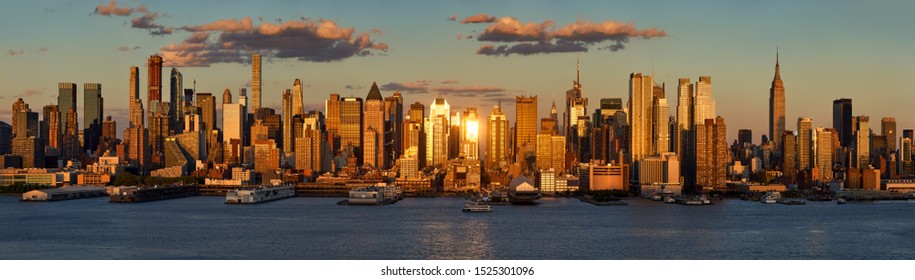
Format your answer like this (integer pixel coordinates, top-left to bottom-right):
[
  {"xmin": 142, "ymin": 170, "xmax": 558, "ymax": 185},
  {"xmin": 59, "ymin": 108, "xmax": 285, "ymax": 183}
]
[
  {"xmin": 109, "ymin": 185, "xmax": 199, "ymax": 203},
  {"xmin": 226, "ymin": 185, "xmax": 294, "ymax": 204}
]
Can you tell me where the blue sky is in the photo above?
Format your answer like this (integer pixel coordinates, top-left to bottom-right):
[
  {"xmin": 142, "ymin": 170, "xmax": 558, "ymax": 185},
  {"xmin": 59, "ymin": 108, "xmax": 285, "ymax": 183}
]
[{"xmin": 2, "ymin": 0, "xmax": 914, "ymax": 142}]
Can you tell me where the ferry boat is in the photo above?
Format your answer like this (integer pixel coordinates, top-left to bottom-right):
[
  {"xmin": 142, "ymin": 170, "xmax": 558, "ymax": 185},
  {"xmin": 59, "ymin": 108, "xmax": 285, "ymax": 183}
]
[
  {"xmin": 225, "ymin": 185, "xmax": 295, "ymax": 204},
  {"xmin": 761, "ymin": 191, "xmax": 781, "ymax": 204},
  {"xmin": 343, "ymin": 183, "xmax": 402, "ymax": 205},
  {"xmin": 462, "ymin": 201, "xmax": 492, "ymax": 212}
]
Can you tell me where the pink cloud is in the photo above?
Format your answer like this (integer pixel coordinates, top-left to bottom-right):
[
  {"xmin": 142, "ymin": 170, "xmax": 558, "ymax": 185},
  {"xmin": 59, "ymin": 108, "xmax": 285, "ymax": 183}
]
[
  {"xmin": 460, "ymin": 14, "xmax": 497, "ymax": 24},
  {"xmin": 93, "ymin": 0, "xmax": 133, "ymax": 16}
]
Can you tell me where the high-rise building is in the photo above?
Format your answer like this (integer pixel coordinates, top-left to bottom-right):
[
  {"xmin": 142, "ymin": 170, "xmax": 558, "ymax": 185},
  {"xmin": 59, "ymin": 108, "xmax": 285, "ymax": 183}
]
[
  {"xmin": 695, "ymin": 116, "xmax": 727, "ymax": 192},
  {"xmin": 83, "ymin": 83, "xmax": 103, "ymax": 152},
  {"xmin": 738, "ymin": 129, "xmax": 753, "ymax": 146},
  {"xmin": 462, "ymin": 108, "xmax": 480, "ymax": 160},
  {"xmin": 170, "ymin": 68, "xmax": 184, "ymax": 133},
  {"xmin": 12, "ymin": 98, "xmax": 29, "ymax": 140},
  {"xmin": 129, "ymin": 67, "xmax": 144, "ymax": 128},
  {"xmin": 564, "ymin": 59, "xmax": 583, "ymax": 138},
  {"xmin": 57, "ymin": 82, "xmax": 77, "ymax": 138},
  {"xmin": 363, "ymin": 82, "xmax": 385, "ymax": 169},
  {"xmin": 197, "ymin": 93, "xmax": 216, "ymax": 150},
  {"xmin": 676, "ymin": 78, "xmax": 694, "ymax": 156},
  {"xmin": 797, "ymin": 117, "xmax": 814, "ymax": 171},
  {"xmin": 854, "ymin": 116, "xmax": 870, "ymax": 168},
  {"xmin": 487, "ymin": 104, "xmax": 509, "ymax": 167},
  {"xmin": 42, "ymin": 105, "xmax": 60, "ymax": 149},
  {"xmin": 14, "ymin": 108, "xmax": 39, "ymax": 140},
  {"xmin": 832, "ymin": 98, "xmax": 853, "ymax": 147},
  {"xmin": 426, "ymin": 97, "xmax": 450, "ymax": 167},
  {"xmin": 515, "ymin": 95, "xmax": 538, "ymax": 155},
  {"xmin": 653, "ymin": 96, "xmax": 670, "ymax": 155},
  {"xmin": 61, "ymin": 108, "xmax": 80, "ymax": 161},
  {"xmin": 292, "ymin": 79, "xmax": 304, "ymax": 116},
  {"xmin": 251, "ymin": 53, "xmax": 262, "ymax": 112},
  {"xmin": 282, "ymin": 89, "xmax": 294, "ymax": 154},
  {"xmin": 223, "ymin": 101, "xmax": 245, "ymax": 164},
  {"xmin": 147, "ymin": 54, "xmax": 163, "ymax": 103},
  {"xmin": 384, "ymin": 91, "xmax": 403, "ymax": 169},
  {"xmin": 147, "ymin": 102, "xmax": 170, "ymax": 167},
  {"xmin": 882, "ymin": 117, "xmax": 897, "ymax": 152},
  {"xmin": 782, "ymin": 131, "xmax": 797, "ymax": 184},
  {"xmin": 629, "ymin": 73, "xmax": 653, "ymax": 163},
  {"xmin": 12, "ymin": 137, "xmax": 43, "ymax": 168},
  {"xmin": 325, "ymin": 94, "xmax": 341, "ymax": 152},
  {"xmin": 536, "ymin": 133, "xmax": 565, "ymax": 172},
  {"xmin": 0, "ymin": 122, "xmax": 10, "ymax": 155},
  {"xmin": 254, "ymin": 139, "xmax": 280, "ymax": 173},
  {"xmin": 694, "ymin": 76, "xmax": 715, "ymax": 125},
  {"xmin": 815, "ymin": 128, "xmax": 834, "ymax": 182},
  {"xmin": 339, "ymin": 97, "xmax": 364, "ymax": 151},
  {"xmin": 448, "ymin": 111, "xmax": 462, "ymax": 159},
  {"xmin": 769, "ymin": 50, "xmax": 786, "ymax": 148}
]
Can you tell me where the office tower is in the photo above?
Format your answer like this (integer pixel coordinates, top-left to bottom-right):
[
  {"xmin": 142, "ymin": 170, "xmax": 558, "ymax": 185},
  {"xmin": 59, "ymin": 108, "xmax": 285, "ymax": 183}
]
[
  {"xmin": 882, "ymin": 117, "xmax": 896, "ymax": 152},
  {"xmin": 251, "ymin": 53, "xmax": 262, "ymax": 112},
  {"xmin": 833, "ymin": 98, "xmax": 853, "ymax": 147},
  {"xmin": 57, "ymin": 82, "xmax": 77, "ymax": 138},
  {"xmin": 101, "ymin": 116, "xmax": 117, "ymax": 150},
  {"xmin": 197, "ymin": 93, "xmax": 216, "ymax": 149},
  {"xmin": 816, "ymin": 128, "xmax": 834, "ymax": 182},
  {"xmin": 695, "ymin": 116, "xmax": 727, "ymax": 192},
  {"xmin": 42, "ymin": 105, "xmax": 60, "ymax": 149},
  {"xmin": 600, "ymin": 98, "xmax": 623, "ymax": 119},
  {"xmin": 694, "ymin": 76, "xmax": 715, "ymax": 124},
  {"xmin": 261, "ymin": 109, "xmax": 282, "ymax": 149},
  {"xmin": 339, "ymin": 97, "xmax": 364, "ymax": 152},
  {"xmin": 797, "ymin": 117, "xmax": 814, "ymax": 171},
  {"xmin": 515, "ymin": 95, "xmax": 538, "ymax": 153},
  {"xmin": 782, "ymin": 131, "xmax": 797, "ymax": 183},
  {"xmin": 564, "ymin": 59, "xmax": 584, "ymax": 138},
  {"xmin": 448, "ymin": 111, "xmax": 462, "ymax": 159},
  {"xmin": 901, "ymin": 137, "xmax": 913, "ymax": 177},
  {"xmin": 653, "ymin": 96, "xmax": 670, "ymax": 155},
  {"xmin": 854, "ymin": 116, "xmax": 870, "ymax": 168},
  {"xmin": 487, "ymin": 104, "xmax": 509, "ymax": 167},
  {"xmin": 13, "ymin": 137, "xmax": 43, "ymax": 168},
  {"xmin": 0, "ymin": 122, "xmax": 10, "ymax": 155},
  {"xmin": 769, "ymin": 50, "xmax": 786, "ymax": 148},
  {"xmin": 536, "ymin": 133, "xmax": 565, "ymax": 172},
  {"xmin": 738, "ymin": 129, "xmax": 753, "ymax": 146},
  {"xmin": 14, "ymin": 108, "xmax": 39, "ymax": 140},
  {"xmin": 426, "ymin": 97, "xmax": 450, "ymax": 167},
  {"xmin": 296, "ymin": 111, "xmax": 328, "ymax": 173},
  {"xmin": 676, "ymin": 78, "xmax": 694, "ymax": 156},
  {"xmin": 222, "ymin": 88, "xmax": 232, "ymax": 105},
  {"xmin": 253, "ymin": 139, "xmax": 280, "ymax": 173},
  {"xmin": 291, "ymin": 79, "xmax": 305, "ymax": 116},
  {"xmin": 170, "ymin": 68, "xmax": 184, "ymax": 133},
  {"xmin": 61, "ymin": 108, "xmax": 80, "ymax": 161},
  {"xmin": 147, "ymin": 54, "xmax": 163, "ymax": 103},
  {"xmin": 629, "ymin": 73, "xmax": 653, "ymax": 163},
  {"xmin": 125, "ymin": 125, "xmax": 149, "ymax": 172},
  {"xmin": 184, "ymin": 89, "xmax": 195, "ymax": 109},
  {"xmin": 363, "ymin": 82, "xmax": 385, "ymax": 169},
  {"xmin": 384, "ymin": 91, "xmax": 403, "ymax": 169},
  {"xmin": 129, "ymin": 67, "xmax": 144, "ymax": 128},
  {"xmin": 282, "ymin": 89, "xmax": 293, "ymax": 154},
  {"xmin": 408, "ymin": 102, "xmax": 425, "ymax": 122},
  {"xmin": 148, "ymin": 102, "xmax": 170, "ymax": 166},
  {"xmin": 325, "ymin": 94, "xmax": 341, "ymax": 152},
  {"xmin": 83, "ymin": 83, "xmax": 103, "ymax": 152},
  {"xmin": 223, "ymin": 101, "xmax": 245, "ymax": 164},
  {"xmin": 462, "ymin": 108, "xmax": 480, "ymax": 159},
  {"xmin": 12, "ymin": 98, "xmax": 29, "ymax": 140}
]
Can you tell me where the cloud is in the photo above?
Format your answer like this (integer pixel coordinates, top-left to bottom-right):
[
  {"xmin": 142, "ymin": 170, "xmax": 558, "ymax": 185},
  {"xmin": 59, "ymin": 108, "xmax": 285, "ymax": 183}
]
[
  {"xmin": 456, "ymin": 16, "xmax": 667, "ymax": 56},
  {"xmin": 117, "ymin": 45, "xmax": 141, "ymax": 52},
  {"xmin": 92, "ymin": 1, "xmax": 171, "ymax": 36},
  {"xmin": 36, "ymin": 47, "xmax": 49, "ymax": 53},
  {"xmin": 440, "ymin": 80, "xmax": 459, "ymax": 84},
  {"xmin": 161, "ymin": 18, "xmax": 387, "ymax": 67},
  {"xmin": 20, "ymin": 88, "xmax": 44, "ymax": 97},
  {"xmin": 431, "ymin": 85, "xmax": 507, "ymax": 97},
  {"xmin": 476, "ymin": 41, "xmax": 587, "ymax": 56},
  {"xmin": 460, "ymin": 14, "xmax": 497, "ymax": 24},
  {"xmin": 6, "ymin": 48, "xmax": 49, "ymax": 56},
  {"xmin": 345, "ymin": 85, "xmax": 365, "ymax": 90},
  {"xmin": 380, "ymin": 81, "xmax": 431, "ymax": 94},
  {"xmin": 93, "ymin": 0, "xmax": 133, "ymax": 16},
  {"xmin": 6, "ymin": 49, "xmax": 24, "ymax": 56},
  {"xmin": 448, "ymin": 15, "xmax": 457, "ymax": 21}
]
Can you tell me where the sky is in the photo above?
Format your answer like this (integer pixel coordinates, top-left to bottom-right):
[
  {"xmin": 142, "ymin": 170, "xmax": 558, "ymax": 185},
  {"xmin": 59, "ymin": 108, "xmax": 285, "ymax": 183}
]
[{"xmin": 2, "ymin": 0, "xmax": 914, "ymax": 143}]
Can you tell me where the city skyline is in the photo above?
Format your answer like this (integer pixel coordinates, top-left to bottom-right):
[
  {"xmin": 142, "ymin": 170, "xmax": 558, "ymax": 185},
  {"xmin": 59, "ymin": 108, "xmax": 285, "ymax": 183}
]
[{"xmin": 2, "ymin": 1, "xmax": 914, "ymax": 144}]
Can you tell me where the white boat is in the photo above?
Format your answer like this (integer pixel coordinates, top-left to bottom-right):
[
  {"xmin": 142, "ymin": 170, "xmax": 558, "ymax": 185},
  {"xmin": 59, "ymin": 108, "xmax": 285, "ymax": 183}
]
[
  {"xmin": 226, "ymin": 185, "xmax": 295, "ymax": 204},
  {"xmin": 462, "ymin": 202, "xmax": 492, "ymax": 212},
  {"xmin": 837, "ymin": 198, "xmax": 847, "ymax": 205},
  {"xmin": 761, "ymin": 191, "xmax": 781, "ymax": 204},
  {"xmin": 664, "ymin": 196, "xmax": 676, "ymax": 204}
]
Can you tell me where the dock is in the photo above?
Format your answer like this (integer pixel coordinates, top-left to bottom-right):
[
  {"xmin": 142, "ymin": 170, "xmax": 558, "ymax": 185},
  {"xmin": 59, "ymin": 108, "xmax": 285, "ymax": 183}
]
[
  {"xmin": 109, "ymin": 185, "xmax": 199, "ymax": 203},
  {"xmin": 226, "ymin": 186, "xmax": 294, "ymax": 204},
  {"xmin": 21, "ymin": 186, "xmax": 107, "ymax": 202}
]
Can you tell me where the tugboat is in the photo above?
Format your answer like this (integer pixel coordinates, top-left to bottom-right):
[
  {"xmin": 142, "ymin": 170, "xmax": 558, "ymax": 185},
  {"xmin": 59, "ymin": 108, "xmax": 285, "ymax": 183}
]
[{"xmin": 462, "ymin": 201, "xmax": 492, "ymax": 212}]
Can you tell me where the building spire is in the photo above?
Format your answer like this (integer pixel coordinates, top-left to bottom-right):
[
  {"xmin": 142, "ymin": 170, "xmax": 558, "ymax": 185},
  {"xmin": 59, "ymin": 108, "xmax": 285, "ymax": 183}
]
[{"xmin": 774, "ymin": 47, "xmax": 781, "ymax": 80}]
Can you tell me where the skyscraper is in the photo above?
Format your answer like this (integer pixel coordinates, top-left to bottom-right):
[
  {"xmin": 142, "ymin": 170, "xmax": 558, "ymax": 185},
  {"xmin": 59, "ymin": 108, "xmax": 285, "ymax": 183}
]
[
  {"xmin": 695, "ymin": 116, "xmax": 727, "ymax": 192},
  {"xmin": 782, "ymin": 131, "xmax": 797, "ymax": 184},
  {"xmin": 292, "ymin": 79, "xmax": 304, "ymax": 117},
  {"xmin": 384, "ymin": 91, "xmax": 403, "ymax": 169},
  {"xmin": 339, "ymin": 97, "xmax": 364, "ymax": 151},
  {"xmin": 769, "ymin": 50, "xmax": 786, "ymax": 148},
  {"xmin": 832, "ymin": 98, "xmax": 852, "ymax": 147},
  {"xmin": 515, "ymin": 95, "xmax": 538, "ymax": 156},
  {"xmin": 170, "ymin": 68, "xmax": 184, "ymax": 133},
  {"xmin": 83, "ymin": 83, "xmax": 103, "ymax": 153},
  {"xmin": 854, "ymin": 116, "xmax": 870, "ymax": 168},
  {"xmin": 12, "ymin": 98, "xmax": 28, "ymax": 140},
  {"xmin": 61, "ymin": 108, "xmax": 80, "ymax": 161},
  {"xmin": 197, "ymin": 93, "xmax": 216, "ymax": 150},
  {"xmin": 251, "ymin": 53, "xmax": 262, "ymax": 112},
  {"xmin": 147, "ymin": 54, "xmax": 163, "ymax": 103},
  {"xmin": 128, "ymin": 66, "xmax": 144, "ymax": 128},
  {"xmin": 693, "ymin": 76, "xmax": 715, "ymax": 125},
  {"xmin": 653, "ymin": 96, "xmax": 670, "ymax": 155},
  {"xmin": 363, "ymin": 82, "xmax": 385, "ymax": 168},
  {"xmin": 426, "ymin": 97, "xmax": 450, "ymax": 167},
  {"xmin": 815, "ymin": 128, "xmax": 834, "ymax": 182},
  {"xmin": 629, "ymin": 73, "xmax": 653, "ymax": 162},
  {"xmin": 797, "ymin": 117, "xmax": 814, "ymax": 171},
  {"xmin": 487, "ymin": 104, "xmax": 509, "ymax": 167},
  {"xmin": 882, "ymin": 117, "xmax": 896, "ymax": 152},
  {"xmin": 57, "ymin": 82, "xmax": 76, "ymax": 138},
  {"xmin": 462, "ymin": 108, "xmax": 480, "ymax": 160},
  {"xmin": 282, "ymin": 89, "xmax": 294, "ymax": 154},
  {"xmin": 42, "ymin": 105, "xmax": 59, "ymax": 149},
  {"xmin": 326, "ymin": 94, "xmax": 341, "ymax": 152},
  {"xmin": 223, "ymin": 101, "xmax": 245, "ymax": 164},
  {"xmin": 676, "ymin": 78, "xmax": 694, "ymax": 156}
]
